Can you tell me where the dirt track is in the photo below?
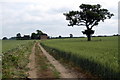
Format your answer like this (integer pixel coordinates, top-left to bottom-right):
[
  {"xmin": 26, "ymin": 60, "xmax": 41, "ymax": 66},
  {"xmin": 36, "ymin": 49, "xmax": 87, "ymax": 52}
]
[
  {"xmin": 27, "ymin": 43, "xmax": 38, "ymax": 78},
  {"xmin": 38, "ymin": 43, "xmax": 77, "ymax": 78},
  {"xmin": 27, "ymin": 43, "xmax": 86, "ymax": 78}
]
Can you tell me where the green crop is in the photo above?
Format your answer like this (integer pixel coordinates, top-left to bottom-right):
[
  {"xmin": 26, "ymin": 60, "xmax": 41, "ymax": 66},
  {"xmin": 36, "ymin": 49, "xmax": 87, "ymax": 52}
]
[
  {"xmin": 41, "ymin": 36, "xmax": 119, "ymax": 79},
  {"xmin": 2, "ymin": 40, "xmax": 34, "ymax": 53}
]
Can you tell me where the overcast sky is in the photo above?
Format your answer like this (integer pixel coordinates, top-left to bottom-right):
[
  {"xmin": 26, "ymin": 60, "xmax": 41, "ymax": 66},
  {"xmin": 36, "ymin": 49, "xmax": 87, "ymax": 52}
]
[{"xmin": 0, "ymin": 0, "xmax": 119, "ymax": 39}]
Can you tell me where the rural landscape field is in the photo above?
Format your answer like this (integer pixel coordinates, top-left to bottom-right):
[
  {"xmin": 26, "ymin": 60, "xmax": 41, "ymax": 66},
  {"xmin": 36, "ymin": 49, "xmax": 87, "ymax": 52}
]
[
  {"xmin": 2, "ymin": 40, "xmax": 35, "ymax": 78},
  {"xmin": 1, "ymin": 36, "xmax": 119, "ymax": 79},
  {"xmin": 41, "ymin": 36, "xmax": 119, "ymax": 79},
  {"xmin": 1, "ymin": 0, "xmax": 119, "ymax": 80},
  {"xmin": 2, "ymin": 40, "xmax": 61, "ymax": 79}
]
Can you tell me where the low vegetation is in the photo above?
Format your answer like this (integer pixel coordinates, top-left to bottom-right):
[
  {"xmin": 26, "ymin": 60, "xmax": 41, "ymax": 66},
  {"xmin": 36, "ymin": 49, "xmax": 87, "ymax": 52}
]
[
  {"xmin": 2, "ymin": 40, "xmax": 35, "ymax": 78},
  {"xmin": 2, "ymin": 40, "xmax": 60, "ymax": 78},
  {"xmin": 41, "ymin": 36, "xmax": 119, "ymax": 79}
]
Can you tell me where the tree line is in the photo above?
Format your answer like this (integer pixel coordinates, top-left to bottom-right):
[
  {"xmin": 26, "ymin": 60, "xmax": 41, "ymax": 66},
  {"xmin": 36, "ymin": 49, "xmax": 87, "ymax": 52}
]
[{"xmin": 2, "ymin": 30, "xmax": 48, "ymax": 40}]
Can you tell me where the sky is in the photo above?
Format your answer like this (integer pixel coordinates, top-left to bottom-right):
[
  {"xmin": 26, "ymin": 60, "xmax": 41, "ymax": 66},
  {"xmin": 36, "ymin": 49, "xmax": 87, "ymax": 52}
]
[{"xmin": 0, "ymin": 0, "xmax": 119, "ymax": 39}]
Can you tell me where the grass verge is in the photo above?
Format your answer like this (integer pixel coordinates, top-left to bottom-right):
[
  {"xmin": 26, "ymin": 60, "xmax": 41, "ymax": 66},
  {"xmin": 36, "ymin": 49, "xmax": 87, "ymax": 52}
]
[{"xmin": 2, "ymin": 41, "xmax": 35, "ymax": 78}]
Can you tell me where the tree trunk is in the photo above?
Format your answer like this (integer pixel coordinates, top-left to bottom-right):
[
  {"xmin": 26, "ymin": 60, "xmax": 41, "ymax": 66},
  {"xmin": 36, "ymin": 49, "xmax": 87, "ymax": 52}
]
[{"xmin": 87, "ymin": 34, "xmax": 91, "ymax": 41}]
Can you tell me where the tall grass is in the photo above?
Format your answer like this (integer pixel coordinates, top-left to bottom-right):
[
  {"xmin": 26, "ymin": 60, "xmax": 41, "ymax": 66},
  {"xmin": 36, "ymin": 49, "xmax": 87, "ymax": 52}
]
[{"xmin": 41, "ymin": 36, "xmax": 119, "ymax": 79}]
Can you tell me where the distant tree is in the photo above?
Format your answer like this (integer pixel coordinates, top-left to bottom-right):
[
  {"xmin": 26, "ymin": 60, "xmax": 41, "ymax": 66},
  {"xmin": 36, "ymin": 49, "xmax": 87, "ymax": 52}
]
[
  {"xmin": 23, "ymin": 35, "xmax": 30, "ymax": 40},
  {"xmin": 64, "ymin": 4, "xmax": 114, "ymax": 41},
  {"xmin": 113, "ymin": 34, "xmax": 119, "ymax": 36},
  {"xmin": 31, "ymin": 33, "xmax": 37, "ymax": 39},
  {"xmin": 9, "ymin": 37, "xmax": 16, "ymax": 40},
  {"xmin": 16, "ymin": 33, "xmax": 21, "ymax": 40},
  {"xmin": 70, "ymin": 34, "xmax": 73, "ymax": 38},
  {"xmin": 2, "ymin": 37, "xmax": 8, "ymax": 40},
  {"xmin": 36, "ymin": 30, "xmax": 43, "ymax": 35},
  {"xmin": 59, "ymin": 35, "xmax": 62, "ymax": 38},
  {"xmin": 36, "ymin": 30, "xmax": 44, "ymax": 39},
  {"xmin": 31, "ymin": 30, "xmax": 47, "ymax": 40}
]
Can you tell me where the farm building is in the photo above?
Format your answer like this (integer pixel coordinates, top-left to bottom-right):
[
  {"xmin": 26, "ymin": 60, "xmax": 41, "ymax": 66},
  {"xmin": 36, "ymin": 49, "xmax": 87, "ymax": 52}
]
[{"xmin": 40, "ymin": 34, "xmax": 48, "ymax": 40}]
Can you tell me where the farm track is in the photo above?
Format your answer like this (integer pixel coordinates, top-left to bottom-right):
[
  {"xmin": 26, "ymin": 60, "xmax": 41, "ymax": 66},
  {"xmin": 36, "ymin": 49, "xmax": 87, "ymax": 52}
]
[
  {"xmin": 27, "ymin": 43, "xmax": 38, "ymax": 78},
  {"xmin": 38, "ymin": 43, "xmax": 78, "ymax": 78},
  {"xmin": 28, "ymin": 42, "xmax": 87, "ymax": 78}
]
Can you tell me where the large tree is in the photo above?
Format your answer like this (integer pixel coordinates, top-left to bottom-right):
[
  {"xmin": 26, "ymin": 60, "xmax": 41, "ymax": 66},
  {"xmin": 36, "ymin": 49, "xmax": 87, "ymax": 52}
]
[{"xmin": 63, "ymin": 4, "xmax": 114, "ymax": 41}]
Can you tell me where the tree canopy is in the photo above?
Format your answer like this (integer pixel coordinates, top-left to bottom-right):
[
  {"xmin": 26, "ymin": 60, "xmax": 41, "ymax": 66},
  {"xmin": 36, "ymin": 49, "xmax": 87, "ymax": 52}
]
[{"xmin": 64, "ymin": 4, "xmax": 114, "ymax": 41}]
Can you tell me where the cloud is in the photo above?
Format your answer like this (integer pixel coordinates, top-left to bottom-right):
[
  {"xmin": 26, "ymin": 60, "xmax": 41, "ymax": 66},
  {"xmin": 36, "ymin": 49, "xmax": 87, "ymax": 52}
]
[{"xmin": 0, "ymin": 0, "xmax": 119, "ymax": 38}]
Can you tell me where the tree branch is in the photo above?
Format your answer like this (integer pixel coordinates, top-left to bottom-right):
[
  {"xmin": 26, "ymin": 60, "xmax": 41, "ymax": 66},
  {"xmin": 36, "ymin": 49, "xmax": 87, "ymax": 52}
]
[
  {"xmin": 85, "ymin": 22, "xmax": 90, "ymax": 30},
  {"xmin": 90, "ymin": 20, "xmax": 98, "ymax": 29},
  {"xmin": 77, "ymin": 24, "xmax": 86, "ymax": 26}
]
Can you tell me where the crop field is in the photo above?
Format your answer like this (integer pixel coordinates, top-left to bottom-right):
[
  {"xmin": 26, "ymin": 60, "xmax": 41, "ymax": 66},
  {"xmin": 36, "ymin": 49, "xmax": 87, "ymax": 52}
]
[
  {"xmin": 2, "ymin": 40, "xmax": 35, "ymax": 78},
  {"xmin": 41, "ymin": 36, "xmax": 119, "ymax": 79},
  {"xmin": 2, "ymin": 40, "xmax": 34, "ymax": 53}
]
